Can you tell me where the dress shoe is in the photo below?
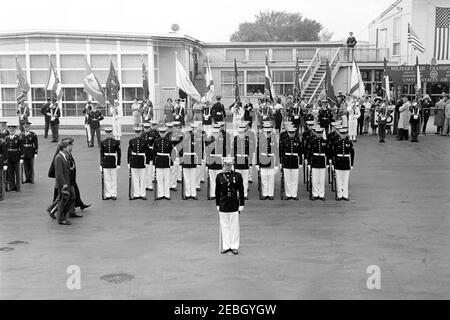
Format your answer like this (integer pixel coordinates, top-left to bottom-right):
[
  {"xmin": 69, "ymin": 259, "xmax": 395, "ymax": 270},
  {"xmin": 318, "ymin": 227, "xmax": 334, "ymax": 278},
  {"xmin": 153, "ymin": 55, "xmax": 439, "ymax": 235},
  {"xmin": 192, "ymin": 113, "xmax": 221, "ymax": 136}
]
[
  {"xmin": 292, "ymin": 197, "xmax": 299, "ymax": 201},
  {"xmin": 141, "ymin": 197, "xmax": 147, "ymax": 200},
  {"xmin": 319, "ymin": 197, "xmax": 326, "ymax": 201},
  {"xmin": 232, "ymin": 249, "xmax": 239, "ymax": 255},
  {"xmin": 260, "ymin": 196, "xmax": 265, "ymax": 200},
  {"xmin": 177, "ymin": 179, "xmax": 182, "ymax": 183},
  {"xmin": 268, "ymin": 196, "xmax": 274, "ymax": 200},
  {"xmin": 170, "ymin": 188, "xmax": 177, "ymax": 191},
  {"xmin": 192, "ymin": 196, "xmax": 198, "ymax": 200},
  {"xmin": 200, "ymin": 180, "xmax": 205, "ymax": 184},
  {"xmin": 311, "ymin": 196, "xmax": 317, "ymax": 201},
  {"xmin": 284, "ymin": 197, "xmax": 290, "ymax": 200},
  {"xmin": 58, "ymin": 220, "xmax": 72, "ymax": 225},
  {"xmin": 80, "ymin": 204, "xmax": 91, "ymax": 210},
  {"xmin": 111, "ymin": 197, "xmax": 117, "ymax": 200},
  {"xmin": 248, "ymin": 180, "xmax": 253, "ymax": 184},
  {"xmin": 196, "ymin": 187, "xmax": 201, "ymax": 191},
  {"xmin": 221, "ymin": 249, "xmax": 229, "ymax": 254},
  {"xmin": 47, "ymin": 210, "xmax": 56, "ymax": 219},
  {"xmin": 104, "ymin": 197, "xmax": 111, "ymax": 200},
  {"xmin": 336, "ymin": 197, "xmax": 342, "ymax": 201},
  {"xmin": 165, "ymin": 197, "xmax": 171, "ymax": 200},
  {"xmin": 342, "ymin": 197, "xmax": 349, "ymax": 201},
  {"xmin": 156, "ymin": 197, "xmax": 163, "ymax": 200},
  {"xmin": 69, "ymin": 213, "xmax": 83, "ymax": 218},
  {"xmin": 130, "ymin": 197, "xmax": 137, "ymax": 200}
]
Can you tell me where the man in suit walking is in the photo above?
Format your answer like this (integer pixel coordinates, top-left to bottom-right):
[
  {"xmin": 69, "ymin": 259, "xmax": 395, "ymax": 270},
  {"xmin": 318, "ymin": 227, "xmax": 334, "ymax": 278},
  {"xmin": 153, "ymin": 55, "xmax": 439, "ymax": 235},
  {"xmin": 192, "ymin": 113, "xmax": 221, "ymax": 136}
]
[{"xmin": 54, "ymin": 139, "xmax": 75, "ymax": 225}]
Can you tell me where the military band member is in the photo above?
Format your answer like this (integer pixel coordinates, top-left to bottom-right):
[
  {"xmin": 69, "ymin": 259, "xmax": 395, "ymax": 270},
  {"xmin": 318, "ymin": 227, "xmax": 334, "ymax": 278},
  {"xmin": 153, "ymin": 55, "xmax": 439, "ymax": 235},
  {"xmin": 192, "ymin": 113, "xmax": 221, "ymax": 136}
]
[
  {"xmin": 88, "ymin": 103, "xmax": 104, "ymax": 147},
  {"xmin": 333, "ymin": 128, "xmax": 354, "ymax": 201},
  {"xmin": 211, "ymin": 95, "xmax": 226, "ymax": 123},
  {"xmin": 216, "ymin": 157, "xmax": 245, "ymax": 255},
  {"xmin": 257, "ymin": 123, "xmax": 278, "ymax": 200},
  {"xmin": 170, "ymin": 121, "xmax": 184, "ymax": 190},
  {"xmin": 233, "ymin": 124, "xmax": 252, "ymax": 199},
  {"xmin": 128, "ymin": 127, "xmax": 150, "ymax": 200},
  {"xmin": 100, "ymin": 127, "xmax": 121, "ymax": 200},
  {"xmin": 280, "ymin": 126, "xmax": 302, "ymax": 200},
  {"xmin": 206, "ymin": 124, "xmax": 225, "ymax": 199},
  {"xmin": 20, "ymin": 122, "xmax": 38, "ymax": 184},
  {"xmin": 307, "ymin": 127, "xmax": 330, "ymax": 200},
  {"xmin": 141, "ymin": 122, "xmax": 157, "ymax": 191},
  {"xmin": 154, "ymin": 126, "xmax": 174, "ymax": 200},
  {"xmin": 181, "ymin": 125, "xmax": 201, "ymax": 199},
  {"xmin": 5, "ymin": 124, "xmax": 23, "ymax": 192}
]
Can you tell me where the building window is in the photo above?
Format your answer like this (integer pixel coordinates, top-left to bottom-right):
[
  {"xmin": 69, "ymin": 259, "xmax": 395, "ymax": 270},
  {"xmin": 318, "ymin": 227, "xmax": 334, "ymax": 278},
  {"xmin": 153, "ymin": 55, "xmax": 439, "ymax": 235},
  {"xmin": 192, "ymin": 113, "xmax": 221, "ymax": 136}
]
[
  {"xmin": 1, "ymin": 88, "xmax": 16, "ymax": 117},
  {"xmin": 220, "ymin": 71, "xmax": 244, "ymax": 97},
  {"xmin": 246, "ymin": 71, "xmax": 265, "ymax": 96},
  {"xmin": 273, "ymin": 71, "xmax": 294, "ymax": 96},
  {"xmin": 61, "ymin": 88, "xmax": 88, "ymax": 116},
  {"xmin": 393, "ymin": 17, "xmax": 401, "ymax": 56},
  {"xmin": 225, "ymin": 49, "xmax": 245, "ymax": 62},
  {"xmin": 273, "ymin": 49, "xmax": 292, "ymax": 61},
  {"xmin": 0, "ymin": 55, "xmax": 26, "ymax": 85},
  {"xmin": 122, "ymin": 87, "xmax": 144, "ymax": 116},
  {"xmin": 249, "ymin": 49, "xmax": 267, "ymax": 61},
  {"xmin": 393, "ymin": 43, "xmax": 401, "ymax": 56},
  {"xmin": 31, "ymin": 88, "xmax": 48, "ymax": 117}
]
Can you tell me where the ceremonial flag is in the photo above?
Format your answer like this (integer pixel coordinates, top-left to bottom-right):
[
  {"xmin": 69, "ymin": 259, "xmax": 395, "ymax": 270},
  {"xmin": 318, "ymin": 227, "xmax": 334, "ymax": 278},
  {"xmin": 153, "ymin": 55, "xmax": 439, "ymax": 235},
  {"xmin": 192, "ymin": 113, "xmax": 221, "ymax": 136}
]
[
  {"xmin": 408, "ymin": 24, "xmax": 425, "ymax": 53},
  {"xmin": 264, "ymin": 55, "xmax": 275, "ymax": 101},
  {"xmin": 293, "ymin": 58, "xmax": 302, "ymax": 102},
  {"xmin": 383, "ymin": 58, "xmax": 391, "ymax": 102},
  {"xmin": 434, "ymin": 7, "xmax": 450, "ymax": 60},
  {"xmin": 234, "ymin": 59, "xmax": 240, "ymax": 100},
  {"xmin": 175, "ymin": 55, "xmax": 201, "ymax": 101},
  {"xmin": 325, "ymin": 60, "xmax": 336, "ymax": 103},
  {"xmin": 205, "ymin": 54, "xmax": 215, "ymax": 102},
  {"xmin": 349, "ymin": 60, "xmax": 366, "ymax": 99},
  {"xmin": 415, "ymin": 56, "xmax": 422, "ymax": 98},
  {"xmin": 45, "ymin": 60, "xmax": 62, "ymax": 100},
  {"xmin": 83, "ymin": 58, "xmax": 106, "ymax": 107},
  {"xmin": 16, "ymin": 58, "xmax": 29, "ymax": 104},
  {"xmin": 142, "ymin": 60, "xmax": 150, "ymax": 100},
  {"xmin": 106, "ymin": 61, "xmax": 120, "ymax": 105}
]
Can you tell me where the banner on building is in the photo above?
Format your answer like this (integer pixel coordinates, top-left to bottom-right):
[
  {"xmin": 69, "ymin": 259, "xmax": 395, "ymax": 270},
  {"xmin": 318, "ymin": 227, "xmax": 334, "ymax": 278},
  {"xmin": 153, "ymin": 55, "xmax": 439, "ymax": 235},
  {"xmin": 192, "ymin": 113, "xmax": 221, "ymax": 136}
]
[{"xmin": 387, "ymin": 64, "xmax": 450, "ymax": 84}]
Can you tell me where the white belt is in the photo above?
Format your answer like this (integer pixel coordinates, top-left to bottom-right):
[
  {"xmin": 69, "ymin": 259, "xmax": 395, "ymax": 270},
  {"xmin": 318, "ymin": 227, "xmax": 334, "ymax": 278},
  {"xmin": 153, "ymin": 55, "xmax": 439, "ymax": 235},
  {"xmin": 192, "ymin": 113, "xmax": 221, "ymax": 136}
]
[
  {"xmin": 261, "ymin": 153, "xmax": 274, "ymax": 156},
  {"xmin": 184, "ymin": 152, "xmax": 197, "ymax": 155},
  {"xmin": 285, "ymin": 153, "xmax": 298, "ymax": 156},
  {"xmin": 337, "ymin": 154, "xmax": 350, "ymax": 157},
  {"xmin": 313, "ymin": 153, "xmax": 325, "ymax": 156},
  {"xmin": 236, "ymin": 154, "xmax": 248, "ymax": 157},
  {"xmin": 104, "ymin": 153, "xmax": 117, "ymax": 156},
  {"xmin": 131, "ymin": 152, "xmax": 146, "ymax": 156},
  {"xmin": 157, "ymin": 153, "xmax": 170, "ymax": 156}
]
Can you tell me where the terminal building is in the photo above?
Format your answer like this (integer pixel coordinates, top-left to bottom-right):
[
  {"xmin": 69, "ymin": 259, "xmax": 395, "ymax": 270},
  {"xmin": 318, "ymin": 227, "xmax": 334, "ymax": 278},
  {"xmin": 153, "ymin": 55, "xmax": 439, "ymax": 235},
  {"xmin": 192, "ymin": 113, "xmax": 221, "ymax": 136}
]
[{"xmin": 0, "ymin": 0, "xmax": 448, "ymax": 124}]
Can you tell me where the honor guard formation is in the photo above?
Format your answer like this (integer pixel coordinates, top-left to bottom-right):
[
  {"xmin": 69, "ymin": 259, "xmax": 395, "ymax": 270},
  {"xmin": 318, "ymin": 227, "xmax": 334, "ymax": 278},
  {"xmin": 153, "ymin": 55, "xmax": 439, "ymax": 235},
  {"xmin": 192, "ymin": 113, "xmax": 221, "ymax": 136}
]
[{"xmin": 2, "ymin": 90, "xmax": 449, "ymax": 254}]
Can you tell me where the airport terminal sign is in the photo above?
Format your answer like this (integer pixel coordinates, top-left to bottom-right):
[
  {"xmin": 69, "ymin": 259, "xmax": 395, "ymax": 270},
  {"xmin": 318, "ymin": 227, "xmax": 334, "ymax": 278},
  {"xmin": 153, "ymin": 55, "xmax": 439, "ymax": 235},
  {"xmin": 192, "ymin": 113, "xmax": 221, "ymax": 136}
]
[{"xmin": 388, "ymin": 65, "xmax": 450, "ymax": 84}]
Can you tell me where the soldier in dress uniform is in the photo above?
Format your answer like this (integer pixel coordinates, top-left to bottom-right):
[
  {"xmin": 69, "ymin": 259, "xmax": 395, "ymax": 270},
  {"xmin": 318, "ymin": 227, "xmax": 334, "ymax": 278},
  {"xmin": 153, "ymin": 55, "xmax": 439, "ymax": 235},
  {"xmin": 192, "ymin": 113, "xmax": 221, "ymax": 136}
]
[
  {"xmin": 216, "ymin": 156, "xmax": 245, "ymax": 255},
  {"xmin": 210, "ymin": 95, "xmax": 226, "ymax": 124},
  {"xmin": 319, "ymin": 99, "xmax": 333, "ymax": 135},
  {"xmin": 180, "ymin": 125, "xmax": 202, "ymax": 199},
  {"xmin": 170, "ymin": 121, "xmax": 184, "ymax": 191},
  {"xmin": 88, "ymin": 103, "xmax": 104, "ymax": 148},
  {"xmin": 332, "ymin": 128, "xmax": 354, "ymax": 201},
  {"xmin": 17, "ymin": 101, "xmax": 30, "ymax": 132},
  {"xmin": 20, "ymin": 122, "xmax": 38, "ymax": 184},
  {"xmin": 257, "ymin": 122, "xmax": 278, "ymax": 200},
  {"xmin": 202, "ymin": 100, "xmax": 213, "ymax": 134},
  {"xmin": 5, "ymin": 124, "xmax": 23, "ymax": 192},
  {"xmin": 100, "ymin": 127, "xmax": 121, "ymax": 200},
  {"xmin": 280, "ymin": 125, "xmax": 302, "ymax": 200},
  {"xmin": 127, "ymin": 127, "xmax": 150, "ymax": 200},
  {"xmin": 49, "ymin": 99, "xmax": 61, "ymax": 143},
  {"xmin": 0, "ymin": 121, "xmax": 8, "ymax": 200},
  {"xmin": 307, "ymin": 127, "xmax": 330, "ymax": 200},
  {"xmin": 154, "ymin": 126, "xmax": 174, "ymax": 200},
  {"xmin": 375, "ymin": 97, "xmax": 388, "ymax": 143},
  {"xmin": 141, "ymin": 122, "xmax": 157, "ymax": 191},
  {"xmin": 233, "ymin": 123, "xmax": 254, "ymax": 199},
  {"xmin": 206, "ymin": 123, "xmax": 225, "ymax": 200}
]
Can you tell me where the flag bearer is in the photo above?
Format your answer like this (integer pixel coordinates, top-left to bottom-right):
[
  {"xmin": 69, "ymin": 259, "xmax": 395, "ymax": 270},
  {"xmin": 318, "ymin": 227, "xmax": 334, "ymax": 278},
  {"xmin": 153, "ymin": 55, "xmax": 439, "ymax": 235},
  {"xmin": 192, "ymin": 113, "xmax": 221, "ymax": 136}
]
[{"xmin": 100, "ymin": 127, "xmax": 121, "ymax": 200}]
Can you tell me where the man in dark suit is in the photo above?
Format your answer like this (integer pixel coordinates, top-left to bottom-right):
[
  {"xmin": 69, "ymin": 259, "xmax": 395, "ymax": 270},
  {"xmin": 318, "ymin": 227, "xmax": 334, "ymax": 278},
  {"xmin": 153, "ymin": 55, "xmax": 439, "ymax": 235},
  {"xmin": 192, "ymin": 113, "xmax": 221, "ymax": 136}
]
[
  {"xmin": 41, "ymin": 98, "xmax": 51, "ymax": 139},
  {"xmin": 54, "ymin": 140, "xmax": 75, "ymax": 225}
]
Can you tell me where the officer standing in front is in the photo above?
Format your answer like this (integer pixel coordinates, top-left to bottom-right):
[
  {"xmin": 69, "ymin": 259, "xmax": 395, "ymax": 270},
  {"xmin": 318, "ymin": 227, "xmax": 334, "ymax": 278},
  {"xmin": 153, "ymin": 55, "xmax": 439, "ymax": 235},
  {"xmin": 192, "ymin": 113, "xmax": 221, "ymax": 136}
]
[
  {"xmin": 215, "ymin": 157, "xmax": 245, "ymax": 255},
  {"xmin": 128, "ymin": 127, "xmax": 150, "ymax": 200},
  {"xmin": 280, "ymin": 126, "xmax": 302, "ymax": 200},
  {"xmin": 20, "ymin": 121, "xmax": 38, "ymax": 184},
  {"xmin": 333, "ymin": 127, "xmax": 354, "ymax": 201},
  {"xmin": 257, "ymin": 122, "xmax": 278, "ymax": 200},
  {"xmin": 5, "ymin": 124, "xmax": 23, "ymax": 192},
  {"xmin": 307, "ymin": 127, "xmax": 330, "ymax": 200},
  {"xmin": 100, "ymin": 127, "xmax": 121, "ymax": 200},
  {"xmin": 154, "ymin": 126, "xmax": 174, "ymax": 200}
]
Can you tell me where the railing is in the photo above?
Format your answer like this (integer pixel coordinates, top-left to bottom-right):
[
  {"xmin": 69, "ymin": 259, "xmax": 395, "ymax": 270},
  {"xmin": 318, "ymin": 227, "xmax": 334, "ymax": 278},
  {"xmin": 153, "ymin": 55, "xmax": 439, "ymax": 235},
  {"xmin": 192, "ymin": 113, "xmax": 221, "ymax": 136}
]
[
  {"xmin": 307, "ymin": 48, "xmax": 341, "ymax": 104},
  {"xmin": 338, "ymin": 47, "xmax": 389, "ymax": 63},
  {"xmin": 300, "ymin": 48, "xmax": 320, "ymax": 97}
]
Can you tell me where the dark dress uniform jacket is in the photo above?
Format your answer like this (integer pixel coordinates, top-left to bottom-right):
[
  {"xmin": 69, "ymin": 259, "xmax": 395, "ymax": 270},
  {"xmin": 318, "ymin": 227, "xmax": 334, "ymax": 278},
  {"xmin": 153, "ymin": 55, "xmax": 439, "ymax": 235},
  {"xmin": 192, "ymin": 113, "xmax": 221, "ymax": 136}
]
[
  {"xmin": 202, "ymin": 106, "xmax": 212, "ymax": 125},
  {"xmin": 100, "ymin": 138, "xmax": 121, "ymax": 169},
  {"xmin": 307, "ymin": 136, "xmax": 330, "ymax": 168},
  {"xmin": 5, "ymin": 135, "xmax": 22, "ymax": 163},
  {"xmin": 54, "ymin": 152, "xmax": 71, "ymax": 189},
  {"xmin": 211, "ymin": 102, "xmax": 225, "ymax": 122},
  {"xmin": 128, "ymin": 137, "xmax": 150, "ymax": 169},
  {"xmin": 233, "ymin": 135, "xmax": 250, "ymax": 170},
  {"xmin": 327, "ymin": 131, "xmax": 340, "ymax": 159},
  {"xmin": 319, "ymin": 108, "xmax": 332, "ymax": 128},
  {"xmin": 257, "ymin": 133, "xmax": 277, "ymax": 168},
  {"xmin": 332, "ymin": 138, "xmax": 354, "ymax": 170},
  {"xmin": 20, "ymin": 131, "xmax": 38, "ymax": 158},
  {"xmin": 153, "ymin": 135, "xmax": 174, "ymax": 169},
  {"xmin": 215, "ymin": 171, "xmax": 245, "ymax": 212},
  {"xmin": 180, "ymin": 132, "xmax": 201, "ymax": 168},
  {"xmin": 280, "ymin": 136, "xmax": 302, "ymax": 169},
  {"xmin": 49, "ymin": 105, "xmax": 61, "ymax": 124},
  {"xmin": 141, "ymin": 130, "xmax": 159, "ymax": 162},
  {"xmin": 173, "ymin": 106, "xmax": 185, "ymax": 125},
  {"xmin": 88, "ymin": 110, "xmax": 104, "ymax": 128},
  {"xmin": 0, "ymin": 141, "xmax": 7, "ymax": 167}
]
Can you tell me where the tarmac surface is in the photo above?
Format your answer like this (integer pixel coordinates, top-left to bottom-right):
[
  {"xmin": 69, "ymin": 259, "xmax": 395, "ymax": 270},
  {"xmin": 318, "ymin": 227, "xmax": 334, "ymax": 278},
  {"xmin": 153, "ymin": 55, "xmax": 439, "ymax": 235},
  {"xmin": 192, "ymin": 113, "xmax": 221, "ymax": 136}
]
[{"xmin": 1, "ymin": 130, "xmax": 449, "ymax": 300}]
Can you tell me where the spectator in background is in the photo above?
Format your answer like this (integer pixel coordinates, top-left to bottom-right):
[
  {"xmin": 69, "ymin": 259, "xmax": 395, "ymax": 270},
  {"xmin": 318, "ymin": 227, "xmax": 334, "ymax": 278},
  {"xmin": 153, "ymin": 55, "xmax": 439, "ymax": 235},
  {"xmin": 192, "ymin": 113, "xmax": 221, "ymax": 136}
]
[
  {"xmin": 397, "ymin": 96, "xmax": 411, "ymax": 141},
  {"xmin": 164, "ymin": 98, "xmax": 174, "ymax": 123},
  {"xmin": 41, "ymin": 98, "xmax": 51, "ymax": 139},
  {"xmin": 434, "ymin": 93, "xmax": 446, "ymax": 135},
  {"xmin": 131, "ymin": 98, "xmax": 142, "ymax": 128},
  {"xmin": 370, "ymin": 97, "xmax": 379, "ymax": 135},
  {"xmin": 420, "ymin": 95, "xmax": 433, "ymax": 135},
  {"xmin": 442, "ymin": 93, "xmax": 450, "ymax": 136},
  {"xmin": 346, "ymin": 32, "xmax": 357, "ymax": 61},
  {"xmin": 142, "ymin": 99, "xmax": 153, "ymax": 123},
  {"xmin": 361, "ymin": 96, "xmax": 371, "ymax": 134},
  {"xmin": 243, "ymin": 98, "xmax": 254, "ymax": 129},
  {"xmin": 409, "ymin": 100, "xmax": 421, "ymax": 142}
]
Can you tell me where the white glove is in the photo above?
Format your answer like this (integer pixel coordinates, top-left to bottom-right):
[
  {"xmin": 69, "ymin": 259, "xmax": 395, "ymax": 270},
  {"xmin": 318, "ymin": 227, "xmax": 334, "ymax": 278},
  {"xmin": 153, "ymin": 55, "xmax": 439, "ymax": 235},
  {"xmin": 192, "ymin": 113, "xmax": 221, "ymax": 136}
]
[
  {"xmin": 350, "ymin": 166, "xmax": 353, "ymax": 171},
  {"xmin": 274, "ymin": 166, "xmax": 279, "ymax": 171},
  {"xmin": 255, "ymin": 165, "xmax": 260, "ymax": 170},
  {"xmin": 279, "ymin": 164, "xmax": 283, "ymax": 170},
  {"xmin": 34, "ymin": 154, "xmax": 37, "ymax": 159},
  {"xmin": 145, "ymin": 164, "xmax": 149, "ymax": 168},
  {"xmin": 239, "ymin": 206, "xmax": 244, "ymax": 212},
  {"xmin": 3, "ymin": 166, "xmax": 7, "ymax": 171},
  {"xmin": 99, "ymin": 166, "xmax": 102, "ymax": 172},
  {"xmin": 216, "ymin": 206, "xmax": 220, "ymax": 212},
  {"xmin": 308, "ymin": 165, "xmax": 311, "ymax": 170},
  {"xmin": 117, "ymin": 166, "xmax": 121, "ymax": 169},
  {"xmin": 19, "ymin": 160, "xmax": 23, "ymax": 164},
  {"xmin": 128, "ymin": 164, "xmax": 130, "ymax": 169},
  {"xmin": 326, "ymin": 165, "xmax": 329, "ymax": 169}
]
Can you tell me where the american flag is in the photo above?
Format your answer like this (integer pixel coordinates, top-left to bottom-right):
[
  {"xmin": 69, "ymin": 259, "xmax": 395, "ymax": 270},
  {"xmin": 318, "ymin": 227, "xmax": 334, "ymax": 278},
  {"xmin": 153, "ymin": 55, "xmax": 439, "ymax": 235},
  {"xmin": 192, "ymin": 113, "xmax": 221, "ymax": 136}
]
[
  {"xmin": 434, "ymin": 7, "xmax": 450, "ymax": 60},
  {"xmin": 408, "ymin": 24, "xmax": 425, "ymax": 53}
]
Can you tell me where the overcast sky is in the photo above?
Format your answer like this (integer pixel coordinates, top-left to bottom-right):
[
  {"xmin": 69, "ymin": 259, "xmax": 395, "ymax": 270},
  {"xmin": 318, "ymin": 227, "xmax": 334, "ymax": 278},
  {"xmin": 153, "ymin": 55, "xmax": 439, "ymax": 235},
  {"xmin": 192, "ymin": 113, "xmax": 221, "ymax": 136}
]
[{"xmin": 0, "ymin": 0, "xmax": 394, "ymax": 42}]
